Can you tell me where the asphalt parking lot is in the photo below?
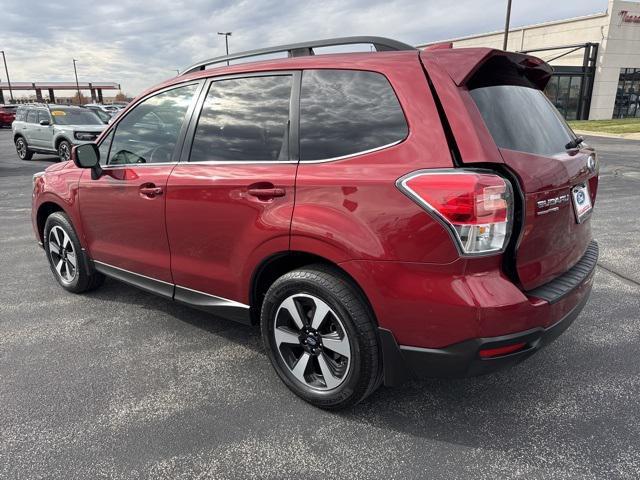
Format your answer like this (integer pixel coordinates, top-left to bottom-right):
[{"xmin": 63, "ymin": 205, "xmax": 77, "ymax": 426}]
[{"xmin": 0, "ymin": 128, "xmax": 639, "ymax": 480}]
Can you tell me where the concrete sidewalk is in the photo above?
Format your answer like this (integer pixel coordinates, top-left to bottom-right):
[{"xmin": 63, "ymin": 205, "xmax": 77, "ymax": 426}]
[{"xmin": 574, "ymin": 129, "xmax": 640, "ymax": 141}]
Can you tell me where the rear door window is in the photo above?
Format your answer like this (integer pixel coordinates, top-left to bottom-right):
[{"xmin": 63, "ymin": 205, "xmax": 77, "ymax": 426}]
[
  {"xmin": 470, "ymin": 85, "xmax": 576, "ymax": 156},
  {"xmin": 38, "ymin": 110, "xmax": 51, "ymax": 124},
  {"xmin": 299, "ymin": 70, "xmax": 408, "ymax": 161},
  {"xmin": 26, "ymin": 110, "xmax": 38, "ymax": 123},
  {"xmin": 189, "ymin": 75, "xmax": 293, "ymax": 162}
]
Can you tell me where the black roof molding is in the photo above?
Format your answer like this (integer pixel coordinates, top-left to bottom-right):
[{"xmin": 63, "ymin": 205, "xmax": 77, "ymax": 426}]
[{"xmin": 180, "ymin": 36, "xmax": 416, "ymax": 76}]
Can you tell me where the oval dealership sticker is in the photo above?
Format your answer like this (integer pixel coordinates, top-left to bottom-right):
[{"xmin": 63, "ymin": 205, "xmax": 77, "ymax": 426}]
[{"xmin": 51, "ymin": 110, "xmax": 66, "ymax": 116}]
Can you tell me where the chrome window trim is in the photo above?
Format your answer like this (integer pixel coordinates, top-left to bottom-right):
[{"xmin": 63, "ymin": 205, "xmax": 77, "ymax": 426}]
[
  {"xmin": 101, "ymin": 162, "xmax": 179, "ymax": 169},
  {"xmin": 181, "ymin": 160, "xmax": 299, "ymax": 166},
  {"xmin": 300, "ymin": 139, "xmax": 404, "ymax": 164},
  {"xmin": 99, "ymin": 140, "xmax": 401, "ymax": 167},
  {"xmin": 177, "ymin": 140, "xmax": 403, "ymax": 166}
]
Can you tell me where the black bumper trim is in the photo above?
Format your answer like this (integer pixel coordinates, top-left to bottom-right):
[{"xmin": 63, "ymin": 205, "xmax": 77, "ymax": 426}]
[
  {"xmin": 526, "ymin": 240, "xmax": 598, "ymax": 304},
  {"xmin": 379, "ymin": 280, "xmax": 593, "ymax": 386}
]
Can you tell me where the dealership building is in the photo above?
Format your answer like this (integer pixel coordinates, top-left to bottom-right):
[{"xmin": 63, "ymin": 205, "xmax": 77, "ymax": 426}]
[{"xmin": 419, "ymin": 0, "xmax": 640, "ymax": 120}]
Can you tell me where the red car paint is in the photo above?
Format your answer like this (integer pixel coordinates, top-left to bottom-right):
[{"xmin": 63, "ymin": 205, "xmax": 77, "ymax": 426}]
[
  {"xmin": 0, "ymin": 106, "xmax": 16, "ymax": 127},
  {"xmin": 32, "ymin": 47, "xmax": 597, "ymax": 365}
]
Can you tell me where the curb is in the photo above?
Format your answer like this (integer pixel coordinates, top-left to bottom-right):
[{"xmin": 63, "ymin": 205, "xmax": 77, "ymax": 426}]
[{"xmin": 574, "ymin": 129, "xmax": 640, "ymax": 141}]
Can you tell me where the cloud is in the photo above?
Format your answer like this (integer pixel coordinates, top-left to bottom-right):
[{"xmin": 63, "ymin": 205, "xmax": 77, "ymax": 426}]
[{"xmin": 1, "ymin": 0, "xmax": 608, "ymax": 97}]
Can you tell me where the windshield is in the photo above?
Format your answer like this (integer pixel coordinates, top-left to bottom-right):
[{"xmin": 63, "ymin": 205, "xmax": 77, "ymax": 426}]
[
  {"xmin": 470, "ymin": 85, "xmax": 576, "ymax": 156},
  {"xmin": 91, "ymin": 109, "xmax": 112, "ymax": 123},
  {"xmin": 50, "ymin": 109, "xmax": 103, "ymax": 126}
]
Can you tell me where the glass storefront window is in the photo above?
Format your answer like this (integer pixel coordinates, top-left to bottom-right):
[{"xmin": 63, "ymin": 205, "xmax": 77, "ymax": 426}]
[
  {"xmin": 566, "ymin": 77, "xmax": 582, "ymax": 121},
  {"xmin": 614, "ymin": 68, "xmax": 640, "ymax": 118},
  {"xmin": 543, "ymin": 74, "xmax": 584, "ymax": 121}
]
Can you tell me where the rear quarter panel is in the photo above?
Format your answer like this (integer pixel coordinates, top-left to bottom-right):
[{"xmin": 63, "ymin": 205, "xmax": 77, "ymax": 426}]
[{"xmin": 291, "ymin": 56, "xmax": 459, "ymax": 264}]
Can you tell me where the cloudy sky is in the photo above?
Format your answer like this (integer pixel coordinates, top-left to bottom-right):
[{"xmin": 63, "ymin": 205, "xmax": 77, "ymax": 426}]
[{"xmin": 2, "ymin": 0, "xmax": 608, "ymax": 97}]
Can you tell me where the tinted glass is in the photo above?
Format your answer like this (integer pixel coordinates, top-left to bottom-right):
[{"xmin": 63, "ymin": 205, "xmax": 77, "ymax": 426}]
[
  {"xmin": 50, "ymin": 108, "xmax": 102, "ymax": 125},
  {"xmin": 566, "ymin": 77, "xmax": 582, "ymax": 121},
  {"xmin": 15, "ymin": 108, "xmax": 26, "ymax": 121},
  {"xmin": 614, "ymin": 68, "xmax": 640, "ymax": 119},
  {"xmin": 108, "ymin": 84, "xmax": 196, "ymax": 165},
  {"xmin": 26, "ymin": 110, "xmax": 37, "ymax": 123},
  {"xmin": 470, "ymin": 85, "xmax": 575, "ymax": 156},
  {"xmin": 190, "ymin": 75, "xmax": 292, "ymax": 162},
  {"xmin": 38, "ymin": 110, "xmax": 51, "ymax": 123},
  {"xmin": 98, "ymin": 129, "xmax": 114, "ymax": 165},
  {"xmin": 299, "ymin": 70, "xmax": 408, "ymax": 161},
  {"xmin": 90, "ymin": 108, "xmax": 111, "ymax": 124}
]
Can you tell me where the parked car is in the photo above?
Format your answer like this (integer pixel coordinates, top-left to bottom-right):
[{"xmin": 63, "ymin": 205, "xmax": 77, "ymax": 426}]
[
  {"xmin": 13, "ymin": 104, "xmax": 105, "ymax": 161},
  {"xmin": 82, "ymin": 105, "xmax": 112, "ymax": 124},
  {"xmin": 0, "ymin": 104, "xmax": 17, "ymax": 127},
  {"xmin": 85, "ymin": 103, "xmax": 119, "ymax": 113},
  {"xmin": 31, "ymin": 37, "xmax": 599, "ymax": 409}
]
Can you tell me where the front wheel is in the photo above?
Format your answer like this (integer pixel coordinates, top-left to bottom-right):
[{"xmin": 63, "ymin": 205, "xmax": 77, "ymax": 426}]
[
  {"xmin": 15, "ymin": 136, "xmax": 33, "ymax": 160},
  {"xmin": 261, "ymin": 265, "xmax": 382, "ymax": 410},
  {"xmin": 57, "ymin": 140, "xmax": 72, "ymax": 161},
  {"xmin": 43, "ymin": 212, "xmax": 104, "ymax": 293}
]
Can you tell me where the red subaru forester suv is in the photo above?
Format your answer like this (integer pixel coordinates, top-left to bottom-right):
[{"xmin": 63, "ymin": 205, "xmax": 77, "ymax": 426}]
[{"xmin": 31, "ymin": 37, "xmax": 598, "ymax": 409}]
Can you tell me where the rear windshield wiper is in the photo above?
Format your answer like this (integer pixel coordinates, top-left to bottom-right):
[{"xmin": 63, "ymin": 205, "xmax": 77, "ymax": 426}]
[{"xmin": 565, "ymin": 136, "xmax": 584, "ymax": 150}]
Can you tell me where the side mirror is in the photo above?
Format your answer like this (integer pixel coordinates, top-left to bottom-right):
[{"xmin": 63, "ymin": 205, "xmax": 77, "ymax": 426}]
[
  {"xmin": 39, "ymin": 119, "xmax": 50, "ymax": 126},
  {"xmin": 72, "ymin": 143, "xmax": 102, "ymax": 179}
]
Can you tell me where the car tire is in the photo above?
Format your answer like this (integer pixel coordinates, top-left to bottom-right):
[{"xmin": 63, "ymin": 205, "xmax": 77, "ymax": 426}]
[
  {"xmin": 57, "ymin": 140, "xmax": 72, "ymax": 162},
  {"xmin": 15, "ymin": 136, "xmax": 33, "ymax": 160},
  {"xmin": 261, "ymin": 264, "xmax": 382, "ymax": 410},
  {"xmin": 43, "ymin": 212, "xmax": 104, "ymax": 293}
]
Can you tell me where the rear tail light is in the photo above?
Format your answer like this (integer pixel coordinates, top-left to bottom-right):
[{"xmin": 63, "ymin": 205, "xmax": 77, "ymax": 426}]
[{"xmin": 397, "ymin": 170, "xmax": 513, "ymax": 255}]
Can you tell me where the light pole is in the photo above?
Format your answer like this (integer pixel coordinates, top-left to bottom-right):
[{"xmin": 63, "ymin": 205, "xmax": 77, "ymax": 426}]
[
  {"xmin": 72, "ymin": 59, "xmax": 81, "ymax": 105},
  {"xmin": 217, "ymin": 32, "xmax": 232, "ymax": 65},
  {"xmin": 1, "ymin": 50, "xmax": 14, "ymax": 102},
  {"xmin": 503, "ymin": 0, "xmax": 513, "ymax": 51}
]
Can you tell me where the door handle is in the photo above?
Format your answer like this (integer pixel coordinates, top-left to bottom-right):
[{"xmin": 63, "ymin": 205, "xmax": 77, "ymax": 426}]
[
  {"xmin": 247, "ymin": 187, "xmax": 286, "ymax": 199},
  {"xmin": 139, "ymin": 184, "xmax": 163, "ymax": 198}
]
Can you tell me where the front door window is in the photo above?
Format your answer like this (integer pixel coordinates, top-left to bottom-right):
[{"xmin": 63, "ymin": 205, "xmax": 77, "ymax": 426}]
[{"xmin": 107, "ymin": 84, "xmax": 197, "ymax": 165}]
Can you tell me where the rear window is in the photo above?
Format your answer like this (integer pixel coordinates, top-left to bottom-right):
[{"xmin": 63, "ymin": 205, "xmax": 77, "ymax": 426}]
[
  {"xmin": 470, "ymin": 85, "xmax": 575, "ymax": 156},
  {"xmin": 299, "ymin": 70, "xmax": 408, "ymax": 161}
]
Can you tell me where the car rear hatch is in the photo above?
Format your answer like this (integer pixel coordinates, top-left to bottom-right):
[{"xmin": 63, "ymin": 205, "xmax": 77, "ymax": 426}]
[{"xmin": 421, "ymin": 48, "xmax": 599, "ymax": 290}]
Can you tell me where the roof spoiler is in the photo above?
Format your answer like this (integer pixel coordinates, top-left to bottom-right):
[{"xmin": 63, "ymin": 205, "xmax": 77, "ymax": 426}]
[{"xmin": 421, "ymin": 48, "xmax": 553, "ymax": 90}]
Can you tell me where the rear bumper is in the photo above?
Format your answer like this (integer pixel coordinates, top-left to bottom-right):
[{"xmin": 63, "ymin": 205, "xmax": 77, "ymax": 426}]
[
  {"xmin": 380, "ymin": 285, "xmax": 591, "ymax": 385},
  {"xmin": 378, "ymin": 241, "xmax": 597, "ymax": 386}
]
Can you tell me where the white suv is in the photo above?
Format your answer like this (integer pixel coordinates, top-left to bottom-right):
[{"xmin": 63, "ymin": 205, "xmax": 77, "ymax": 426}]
[{"xmin": 13, "ymin": 105, "xmax": 105, "ymax": 161}]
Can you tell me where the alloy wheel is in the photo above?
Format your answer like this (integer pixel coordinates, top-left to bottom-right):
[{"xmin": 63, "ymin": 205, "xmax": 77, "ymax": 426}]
[
  {"xmin": 58, "ymin": 142, "xmax": 71, "ymax": 161},
  {"xmin": 48, "ymin": 226, "xmax": 77, "ymax": 284},
  {"xmin": 273, "ymin": 293, "xmax": 351, "ymax": 391},
  {"xmin": 16, "ymin": 138, "xmax": 26, "ymax": 158}
]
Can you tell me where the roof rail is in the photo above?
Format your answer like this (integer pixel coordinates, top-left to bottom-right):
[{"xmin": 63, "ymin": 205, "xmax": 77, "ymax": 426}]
[{"xmin": 180, "ymin": 36, "xmax": 416, "ymax": 76}]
